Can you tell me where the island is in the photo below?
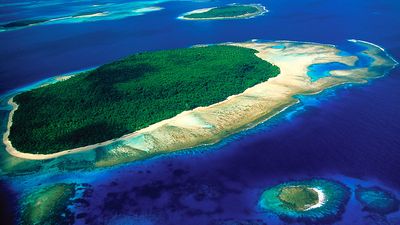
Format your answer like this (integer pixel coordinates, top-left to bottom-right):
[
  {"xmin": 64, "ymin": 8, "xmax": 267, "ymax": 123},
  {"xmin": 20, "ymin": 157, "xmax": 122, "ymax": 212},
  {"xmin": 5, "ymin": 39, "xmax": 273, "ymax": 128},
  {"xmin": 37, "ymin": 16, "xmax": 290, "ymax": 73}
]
[
  {"xmin": 259, "ymin": 179, "xmax": 350, "ymax": 223},
  {"xmin": 2, "ymin": 40, "xmax": 398, "ymax": 167},
  {"xmin": 178, "ymin": 4, "xmax": 267, "ymax": 20},
  {"xmin": 8, "ymin": 45, "xmax": 280, "ymax": 154},
  {"xmin": 355, "ymin": 186, "xmax": 400, "ymax": 215}
]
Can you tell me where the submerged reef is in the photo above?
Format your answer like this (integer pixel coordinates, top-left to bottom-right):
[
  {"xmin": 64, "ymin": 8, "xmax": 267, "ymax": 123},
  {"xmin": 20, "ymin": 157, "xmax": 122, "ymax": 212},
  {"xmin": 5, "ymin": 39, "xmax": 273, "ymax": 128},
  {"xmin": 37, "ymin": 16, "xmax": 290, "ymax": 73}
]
[
  {"xmin": 21, "ymin": 183, "xmax": 76, "ymax": 225},
  {"xmin": 355, "ymin": 186, "xmax": 400, "ymax": 215},
  {"xmin": 259, "ymin": 179, "xmax": 350, "ymax": 223}
]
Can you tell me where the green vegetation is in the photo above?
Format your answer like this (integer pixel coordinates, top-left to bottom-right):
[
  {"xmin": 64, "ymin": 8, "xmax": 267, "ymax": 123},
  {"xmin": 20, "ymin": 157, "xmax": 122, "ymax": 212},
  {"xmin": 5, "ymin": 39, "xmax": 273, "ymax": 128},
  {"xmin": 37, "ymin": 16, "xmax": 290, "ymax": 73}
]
[
  {"xmin": 184, "ymin": 5, "xmax": 262, "ymax": 19},
  {"xmin": 22, "ymin": 184, "xmax": 75, "ymax": 225},
  {"xmin": 10, "ymin": 45, "xmax": 279, "ymax": 154},
  {"xmin": 1, "ymin": 19, "xmax": 48, "ymax": 28},
  {"xmin": 278, "ymin": 186, "xmax": 319, "ymax": 211}
]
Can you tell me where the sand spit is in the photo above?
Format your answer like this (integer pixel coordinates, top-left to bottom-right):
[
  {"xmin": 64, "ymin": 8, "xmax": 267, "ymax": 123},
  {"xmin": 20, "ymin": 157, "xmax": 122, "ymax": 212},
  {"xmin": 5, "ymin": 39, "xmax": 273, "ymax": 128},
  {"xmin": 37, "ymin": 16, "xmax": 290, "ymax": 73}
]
[
  {"xmin": 133, "ymin": 7, "xmax": 164, "ymax": 14},
  {"xmin": 3, "ymin": 40, "xmax": 397, "ymax": 162},
  {"xmin": 73, "ymin": 12, "xmax": 109, "ymax": 19}
]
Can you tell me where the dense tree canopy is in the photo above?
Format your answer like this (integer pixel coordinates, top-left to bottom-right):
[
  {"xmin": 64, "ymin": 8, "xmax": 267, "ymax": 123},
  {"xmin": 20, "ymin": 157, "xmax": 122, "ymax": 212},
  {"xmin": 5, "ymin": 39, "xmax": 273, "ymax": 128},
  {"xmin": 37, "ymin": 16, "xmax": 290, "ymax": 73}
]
[{"xmin": 10, "ymin": 45, "xmax": 280, "ymax": 154}]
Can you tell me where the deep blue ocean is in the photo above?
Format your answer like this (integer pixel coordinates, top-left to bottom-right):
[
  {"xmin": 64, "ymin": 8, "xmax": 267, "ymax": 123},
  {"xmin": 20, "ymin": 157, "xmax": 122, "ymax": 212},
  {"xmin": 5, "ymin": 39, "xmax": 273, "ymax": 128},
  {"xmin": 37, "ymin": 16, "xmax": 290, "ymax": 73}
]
[{"xmin": 0, "ymin": 0, "xmax": 400, "ymax": 224}]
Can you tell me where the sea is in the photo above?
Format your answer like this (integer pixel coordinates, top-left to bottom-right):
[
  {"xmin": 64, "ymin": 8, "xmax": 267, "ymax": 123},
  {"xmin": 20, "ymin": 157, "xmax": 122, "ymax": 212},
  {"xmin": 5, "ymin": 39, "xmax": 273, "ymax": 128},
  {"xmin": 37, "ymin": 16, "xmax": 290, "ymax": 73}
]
[{"xmin": 0, "ymin": 0, "xmax": 399, "ymax": 224}]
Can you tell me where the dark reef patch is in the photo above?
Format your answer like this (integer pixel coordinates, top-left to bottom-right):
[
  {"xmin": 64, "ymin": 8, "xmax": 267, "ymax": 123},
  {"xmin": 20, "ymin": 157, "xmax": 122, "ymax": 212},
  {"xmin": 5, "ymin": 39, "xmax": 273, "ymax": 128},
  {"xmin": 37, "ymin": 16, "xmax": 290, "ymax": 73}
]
[
  {"xmin": 355, "ymin": 186, "xmax": 399, "ymax": 215},
  {"xmin": 1, "ymin": 19, "xmax": 48, "ymax": 28},
  {"xmin": 21, "ymin": 183, "xmax": 76, "ymax": 225}
]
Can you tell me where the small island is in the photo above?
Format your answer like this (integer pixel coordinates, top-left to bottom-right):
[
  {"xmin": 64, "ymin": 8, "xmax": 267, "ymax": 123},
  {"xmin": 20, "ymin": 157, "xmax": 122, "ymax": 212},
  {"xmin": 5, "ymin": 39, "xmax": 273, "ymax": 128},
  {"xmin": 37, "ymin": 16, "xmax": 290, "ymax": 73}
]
[
  {"xmin": 179, "ymin": 4, "xmax": 267, "ymax": 20},
  {"xmin": 259, "ymin": 179, "xmax": 350, "ymax": 223},
  {"xmin": 355, "ymin": 186, "xmax": 399, "ymax": 215}
]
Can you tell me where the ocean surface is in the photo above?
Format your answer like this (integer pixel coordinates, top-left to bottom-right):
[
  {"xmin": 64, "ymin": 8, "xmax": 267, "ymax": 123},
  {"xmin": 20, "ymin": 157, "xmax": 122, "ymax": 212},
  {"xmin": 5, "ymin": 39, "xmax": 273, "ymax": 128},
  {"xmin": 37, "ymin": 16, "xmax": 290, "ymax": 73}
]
[{"xmin": 1, "ymin": 0, "xmax": 400, "ymax": 224}]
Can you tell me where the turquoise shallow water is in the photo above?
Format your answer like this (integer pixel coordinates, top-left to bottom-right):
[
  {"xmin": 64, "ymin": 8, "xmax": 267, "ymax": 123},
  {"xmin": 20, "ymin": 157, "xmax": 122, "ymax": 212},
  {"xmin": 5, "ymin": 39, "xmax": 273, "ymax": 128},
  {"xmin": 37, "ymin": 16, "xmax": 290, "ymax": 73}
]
[
  {"xmin": 0, "ymin": 0, "xmax": 174, "ymax": 33},
  {"xmin": 308, "ymin": 62, "xmax": 350, "ymax": 81},
  {"xmin": 307, "ymin": 43, "xmax": 375, "ymax": 81},
  {"xmin": 356, "ymin": 186, "xmax": 400, "ymax": 215},
  {"xmin": 1, "ymin": 0, "xmax": 400, "ymax": 224}
]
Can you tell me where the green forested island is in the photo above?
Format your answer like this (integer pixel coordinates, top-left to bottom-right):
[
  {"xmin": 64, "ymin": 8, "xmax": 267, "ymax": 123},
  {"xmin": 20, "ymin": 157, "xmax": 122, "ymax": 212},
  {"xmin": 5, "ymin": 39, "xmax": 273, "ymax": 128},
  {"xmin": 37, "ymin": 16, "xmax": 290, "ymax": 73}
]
[
  {"xmin": 182, "ymin": 4, "xmax": 265, "ymax": 20},
  {"xmin": 10, "ymin": 45, "xmax": 279, "ymax": 154}
]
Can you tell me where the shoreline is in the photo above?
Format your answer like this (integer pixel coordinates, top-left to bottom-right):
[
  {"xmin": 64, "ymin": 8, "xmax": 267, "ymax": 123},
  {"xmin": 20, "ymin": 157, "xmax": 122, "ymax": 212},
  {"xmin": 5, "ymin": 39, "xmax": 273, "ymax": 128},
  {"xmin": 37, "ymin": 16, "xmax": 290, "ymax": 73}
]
[
  {"xmin": 2, "ymin": 86, "xmax": 297, "ymax": 161},
  {"xmin": 305, "ymin": 187, "xmax": 326, "ymax": 210},
  {"xmin": 2, "ymin": 40, "xmax": 397, "ymax": 163},
  {"xmin": 177, "ymin": 4, "xmax": 267, "ymax": 21}
]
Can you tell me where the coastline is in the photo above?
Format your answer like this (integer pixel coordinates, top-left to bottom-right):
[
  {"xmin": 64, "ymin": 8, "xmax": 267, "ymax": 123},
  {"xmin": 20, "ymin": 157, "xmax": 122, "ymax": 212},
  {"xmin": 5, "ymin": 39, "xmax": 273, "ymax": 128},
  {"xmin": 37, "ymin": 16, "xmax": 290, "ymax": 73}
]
[
  {"xmin": 2, "ymin": 86, "xmax": 297, "ymax": 161},
  {"xmin": 2, "ymin": 40, "xmax": 397, "ymax": 163},
  {"xmin": 305, "ymin": 187, "xmax": 326, "ymax": 210},
  {"xmin": 177, "ymin": 4, "xmax": 267, "ymax": 21},
  {"xmin": 3, "ymin": 98, "xmax": 96, "ymax": 160}
]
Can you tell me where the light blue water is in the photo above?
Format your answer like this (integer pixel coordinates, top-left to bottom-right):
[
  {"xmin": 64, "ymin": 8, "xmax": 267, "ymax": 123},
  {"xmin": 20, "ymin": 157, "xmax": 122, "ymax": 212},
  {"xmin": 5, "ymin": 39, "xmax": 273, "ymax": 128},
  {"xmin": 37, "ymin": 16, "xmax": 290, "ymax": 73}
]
[
  {"xmin": 307, "ymin": 45, "xmax": 376, "ymax": 81},
  {"xmin": 308, "ymin": 62, "xmax": 350, "ymax": 81}
]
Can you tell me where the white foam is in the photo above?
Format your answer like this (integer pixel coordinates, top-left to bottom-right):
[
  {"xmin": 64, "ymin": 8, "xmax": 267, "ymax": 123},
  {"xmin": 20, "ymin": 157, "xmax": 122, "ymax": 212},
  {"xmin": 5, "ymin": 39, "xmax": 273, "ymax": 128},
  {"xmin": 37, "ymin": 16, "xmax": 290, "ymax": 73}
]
[
  {"xmin": 305, "ymin": 187, "xmax": 326, "ymax": 210},
  {"xmin": 348, "ymin": 39, "xmax": 385, "ymax": 51},
  {"xmin": 348, "ymin": 39, "xmax": 399, "ymax": 65}
]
